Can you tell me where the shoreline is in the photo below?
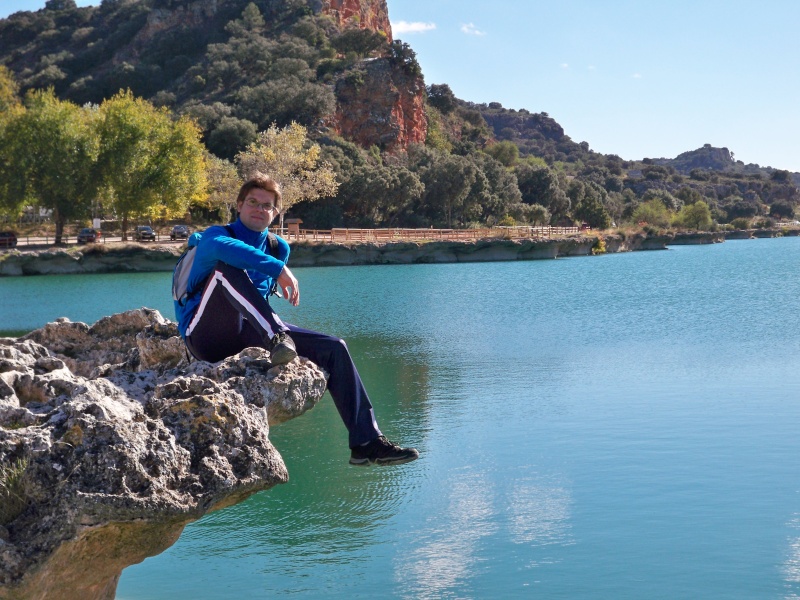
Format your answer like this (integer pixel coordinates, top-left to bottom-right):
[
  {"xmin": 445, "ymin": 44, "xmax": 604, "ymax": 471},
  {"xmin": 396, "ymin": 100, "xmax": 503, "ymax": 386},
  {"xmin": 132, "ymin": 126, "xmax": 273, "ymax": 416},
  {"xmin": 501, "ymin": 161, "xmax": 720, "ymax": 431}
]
[{"xmin": 0, "ymin": 229, "xmax": 795, "ymax": 276}]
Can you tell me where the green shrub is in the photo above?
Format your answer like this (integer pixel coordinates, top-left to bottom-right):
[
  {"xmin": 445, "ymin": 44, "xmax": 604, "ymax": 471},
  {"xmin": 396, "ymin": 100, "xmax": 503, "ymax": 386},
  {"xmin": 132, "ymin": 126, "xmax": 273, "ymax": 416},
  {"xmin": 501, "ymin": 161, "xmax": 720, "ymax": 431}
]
[
  {"xmin": 498, "ymin": 215, "xmax": 515, "ymax": 227},
  {"xmin": 592, "ymin": 237, "xmax": 607, "ymax": 255},
  {"xmin": 631, "ymin": 200, "xmax": 673, "ymax": 228},
  {"xmin": 730, "ymin": 217, "xmax": 752, "ymax": 230},
  {"xmin": 753, "ymin": 217, "xmax": 775, "ymax": 229}
]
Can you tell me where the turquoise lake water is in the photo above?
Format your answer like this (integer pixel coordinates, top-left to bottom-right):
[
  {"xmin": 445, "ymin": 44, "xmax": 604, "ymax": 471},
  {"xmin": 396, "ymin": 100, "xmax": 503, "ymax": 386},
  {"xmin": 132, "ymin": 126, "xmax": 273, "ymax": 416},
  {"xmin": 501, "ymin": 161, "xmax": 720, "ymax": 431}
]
[{"xmin": 2, "ymin": 238, "xmax": 800, "ymax": 598}]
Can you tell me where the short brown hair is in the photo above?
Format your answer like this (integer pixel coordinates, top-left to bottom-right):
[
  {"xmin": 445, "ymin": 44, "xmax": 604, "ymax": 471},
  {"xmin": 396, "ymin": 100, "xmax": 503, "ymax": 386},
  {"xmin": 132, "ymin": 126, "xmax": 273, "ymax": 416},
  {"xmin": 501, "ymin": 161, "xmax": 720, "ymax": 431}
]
[{"xmin": 236, "ymin": 172, "xmax": 283, "ymax": 212}]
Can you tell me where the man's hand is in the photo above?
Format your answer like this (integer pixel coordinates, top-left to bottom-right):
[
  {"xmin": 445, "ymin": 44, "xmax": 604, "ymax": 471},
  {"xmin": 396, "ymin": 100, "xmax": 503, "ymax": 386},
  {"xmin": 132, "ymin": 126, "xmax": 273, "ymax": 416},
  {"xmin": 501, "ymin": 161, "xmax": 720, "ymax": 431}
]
[{"xmin": 277, "ymin": 265, "xmax": 300, "ymax": 306}]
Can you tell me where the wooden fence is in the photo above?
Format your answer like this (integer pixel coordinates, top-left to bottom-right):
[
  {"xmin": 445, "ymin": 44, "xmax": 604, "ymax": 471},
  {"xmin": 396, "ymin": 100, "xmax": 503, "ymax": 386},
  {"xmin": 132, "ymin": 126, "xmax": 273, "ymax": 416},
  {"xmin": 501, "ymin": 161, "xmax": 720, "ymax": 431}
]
[{"xmin": 285, "ymin": 226, "xmax": 582, "ymax": 242}]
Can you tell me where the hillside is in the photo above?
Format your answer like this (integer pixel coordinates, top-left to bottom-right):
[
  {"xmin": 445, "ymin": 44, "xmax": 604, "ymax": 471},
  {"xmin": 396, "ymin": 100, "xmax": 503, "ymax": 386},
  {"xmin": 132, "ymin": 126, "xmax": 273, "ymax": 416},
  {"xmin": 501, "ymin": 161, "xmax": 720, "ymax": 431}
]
[
  {"xmin": 1, "ymin": 0, "xmax": 799, "ymax": 231},
  {"xmin": 0, "ymin": 0, "xmax": 422, "ymax": 156}
]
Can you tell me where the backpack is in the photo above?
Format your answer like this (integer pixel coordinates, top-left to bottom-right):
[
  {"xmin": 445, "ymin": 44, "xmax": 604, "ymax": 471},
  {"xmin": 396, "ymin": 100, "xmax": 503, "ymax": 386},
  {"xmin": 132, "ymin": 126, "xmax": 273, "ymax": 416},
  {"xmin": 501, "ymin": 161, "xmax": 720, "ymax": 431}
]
[{"xmin": 172, "ymin": 225, "xmax": 280, "ymax": 305}]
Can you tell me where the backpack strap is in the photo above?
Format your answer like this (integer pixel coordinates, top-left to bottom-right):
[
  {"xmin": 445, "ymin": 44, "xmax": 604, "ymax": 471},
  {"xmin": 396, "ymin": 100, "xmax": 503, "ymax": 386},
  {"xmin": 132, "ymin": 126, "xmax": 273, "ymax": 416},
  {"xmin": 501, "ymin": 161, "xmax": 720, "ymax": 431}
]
[
  {"xmin": 267, "ymin": 232, "xmax": 279, "ymax": 258},
  {"xmin": 180, "ymin": 225, "xmax": 236, "ymax": 304},
  {"xmin": 266, "ymin": 232, "xmax": 280, "ymax": 296},
  {"xmin": 222, "ymin": 225, "xmax": 280, "ymax": 296}
]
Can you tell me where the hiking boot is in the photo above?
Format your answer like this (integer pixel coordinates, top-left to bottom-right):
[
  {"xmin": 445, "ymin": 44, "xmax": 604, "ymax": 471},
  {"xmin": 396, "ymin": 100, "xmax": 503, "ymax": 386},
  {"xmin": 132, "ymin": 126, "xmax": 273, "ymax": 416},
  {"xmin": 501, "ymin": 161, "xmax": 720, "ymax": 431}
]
[
  {"xmin": 349, "ymin": 436, "xmax": 419, "ymax": 466},
  {"xmin": 269, "ymin": 331, "xmax": 297, "ymax": 366}
]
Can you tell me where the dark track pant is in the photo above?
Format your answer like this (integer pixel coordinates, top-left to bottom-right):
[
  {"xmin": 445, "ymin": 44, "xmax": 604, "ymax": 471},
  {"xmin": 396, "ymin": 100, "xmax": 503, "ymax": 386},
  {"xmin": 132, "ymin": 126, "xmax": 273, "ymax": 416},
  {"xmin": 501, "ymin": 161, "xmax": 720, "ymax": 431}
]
[{"xmin": 184, "ymin": 262, "xmax": 382, "ymax": 447}]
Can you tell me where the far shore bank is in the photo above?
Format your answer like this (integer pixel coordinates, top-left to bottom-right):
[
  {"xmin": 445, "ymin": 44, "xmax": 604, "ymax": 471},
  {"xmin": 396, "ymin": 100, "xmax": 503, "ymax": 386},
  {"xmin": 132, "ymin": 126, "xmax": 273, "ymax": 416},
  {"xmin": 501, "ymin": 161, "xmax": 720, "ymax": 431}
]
[{"xmin": 0, "ymin": 228, "xmax": 796, "ymax": 277}]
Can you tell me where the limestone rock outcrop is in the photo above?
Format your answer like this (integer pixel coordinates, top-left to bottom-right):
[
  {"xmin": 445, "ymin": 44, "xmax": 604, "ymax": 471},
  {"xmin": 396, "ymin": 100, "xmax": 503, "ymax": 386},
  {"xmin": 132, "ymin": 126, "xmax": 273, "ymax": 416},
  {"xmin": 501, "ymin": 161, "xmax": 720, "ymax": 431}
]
[
  {"xmin": 0, "ymin": 309, "xmax": 327, "ymax": 600},
  {"xmin": 0, "ymin": 244, "xmax": 182, "ymax": 277},
  {"xmin": 334, "ymin": 57, "xmax": 427, "ymax": 153},
  {"xmin": 318, "ymin": 0, "xmax": 392, "ymax": 41}
]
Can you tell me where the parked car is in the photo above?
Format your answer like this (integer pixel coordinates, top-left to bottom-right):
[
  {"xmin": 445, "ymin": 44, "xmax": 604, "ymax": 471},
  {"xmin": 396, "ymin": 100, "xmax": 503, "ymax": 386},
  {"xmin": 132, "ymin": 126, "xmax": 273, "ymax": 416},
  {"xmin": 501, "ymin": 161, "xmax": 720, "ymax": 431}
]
[
  {"xmin": 0, "ymin": 231, "xmax": 17, "ymax": 248},
  {"xmin": 77, "ymin": 228, "xmax": 100, "ymax": 244},
  {"xmin": 134, "ymin": 226, "xmax": 156, "ymax": 242},
  {"xmin": 170, "ymin": 225, "xmax": 189, "ymax": 240}
]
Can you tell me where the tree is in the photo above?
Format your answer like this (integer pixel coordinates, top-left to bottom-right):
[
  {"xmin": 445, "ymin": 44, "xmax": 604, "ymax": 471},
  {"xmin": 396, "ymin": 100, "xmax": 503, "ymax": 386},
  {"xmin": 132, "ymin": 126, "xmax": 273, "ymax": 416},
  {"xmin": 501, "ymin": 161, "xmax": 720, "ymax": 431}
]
[
  {"xmin": 202, "ymin": 155, "xmax": 241, "ymax": 221},
  {"xmin": 467, "ymin": 152, "xmax": 521, "ymax": 222},
  {"xmin": 515, "ymin": 163, "xmax": 569, "ymax": 222},
  {"xmin": 338, "ymin": 163, "xmax": 423, "ymax": 226},
  {"xmin": 673, "ymin": 200, "xmax": 712, "ymax": 230},
  {"xmin": 207, "ymin": 116, "xmax": 257, "ymax": 160},
  {"xmin": 769, "ymin": 200, "xmax": 795, "ymax": 220},
  {"xmin": 675, "ymin": 186, "xmax": 704, "ymax": 205},
  {"xmin": 724, "ymin": 195, "xmax": 759, "ymax": 220},
  {"xmin": 573, "ymin": 182, "xmax": 611, "ymax": 229},
  {"xmin": 235, "ymin": 80, "xmax": 336, "ymax": 129},
  {"xmin": 388, "ymin": 40, "xmax": 422, "ymax": 77},
  {"xmin": 45, "ymin": 0, "xmax": 77, "ymax": 9},
  {"xmin": 0, "ymin": 89, "xmax": 99, "ymax": 243},
  {"xmin": 235, "ymin": 122, "xmax": 338, "ymax": 228},
  {"xmin": 770, "ymin": 169, "xmax": 791, "ymax": 183},
  {"xmin": 414, "ymin": 152, "xmax": 479, "ymax": 227},
  {"xmin": 631, "ymin": 199, "xmax": 673, "ymax": 228},
  {"xmin": 426, "ymin": 83, "xmax": 457, "ymax": 114},
  {"xmin": 0, "ymin": 66, "xmax": 20, "ymax": 113},
  {"xmin": 483, "ymin": 141, "xmax": 519, "ymax": 167},
  {"xmin": 96, "ymin": 90, "xmax": 207, "ymax": 238},
  {"xmin": 509, "ymin": 202, "xmax": 550, "ymax": 226},
  {"xmin": 642, "ymin": 188, "xmax": 681, "ymax": 211},
  {"xmin": 331, "ymin": 28, "xmax": 386, "ymax": 57},
  {"xmin": 642, "ymin": 165, "xmax": 669, "ymax": 180}
]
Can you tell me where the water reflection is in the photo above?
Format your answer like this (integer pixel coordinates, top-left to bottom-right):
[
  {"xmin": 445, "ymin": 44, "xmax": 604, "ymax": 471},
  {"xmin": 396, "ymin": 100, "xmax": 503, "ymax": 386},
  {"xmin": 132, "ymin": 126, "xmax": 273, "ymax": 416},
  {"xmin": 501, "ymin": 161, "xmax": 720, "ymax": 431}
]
[
  {"xmin": 506, "ymin": 475, "xmax": 574, "ymax": 553},
  {"xmin": 784, "ymin": 515, "xmax": 800, "ymax": 599},
  {"xmin": 398, "ymin": 470, "xmax": 497, "ymax": 599}
]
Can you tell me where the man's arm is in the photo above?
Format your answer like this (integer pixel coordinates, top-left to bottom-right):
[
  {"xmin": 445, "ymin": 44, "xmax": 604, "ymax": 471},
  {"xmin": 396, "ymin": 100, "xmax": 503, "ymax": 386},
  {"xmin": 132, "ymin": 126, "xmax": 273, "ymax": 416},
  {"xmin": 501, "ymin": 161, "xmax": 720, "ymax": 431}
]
[
  {"xmin": 276, "ymin": 266, "xmax": 300, "ymax": 306},
  {"xmin": 188, "ymin": 227, "xmax": 285, "ymax": 295}
]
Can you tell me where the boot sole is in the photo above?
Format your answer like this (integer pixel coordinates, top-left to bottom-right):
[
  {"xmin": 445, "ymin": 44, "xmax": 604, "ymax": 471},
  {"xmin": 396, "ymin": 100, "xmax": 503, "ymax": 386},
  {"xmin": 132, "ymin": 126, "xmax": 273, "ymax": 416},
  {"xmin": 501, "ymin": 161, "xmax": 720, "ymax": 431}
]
[
  {"xmin": 349, "ymin": 453, "xmax": 419, "ymax": 466},
  {"xmin": 270, "ymin": 348, "xmax": 297, "ymax": 366}
]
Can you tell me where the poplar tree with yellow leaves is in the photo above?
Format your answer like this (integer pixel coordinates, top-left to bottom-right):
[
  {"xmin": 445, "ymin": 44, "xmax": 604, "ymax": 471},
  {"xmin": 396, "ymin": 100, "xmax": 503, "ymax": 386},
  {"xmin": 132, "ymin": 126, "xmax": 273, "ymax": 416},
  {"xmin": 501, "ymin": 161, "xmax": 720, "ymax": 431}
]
[
  {"xmin": 234, "ymin": 122, "xmax": 338, "ymax": 229},
  {"xmin": 96, "ymin": 90, "xmax": 207, "ymax": 239}
]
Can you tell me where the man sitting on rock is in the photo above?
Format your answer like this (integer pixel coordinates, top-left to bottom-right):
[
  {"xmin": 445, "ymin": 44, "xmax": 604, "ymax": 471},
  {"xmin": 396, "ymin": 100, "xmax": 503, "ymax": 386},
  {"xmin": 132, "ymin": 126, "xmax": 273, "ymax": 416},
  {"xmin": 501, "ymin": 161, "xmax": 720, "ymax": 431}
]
[{"xmin": 173, "ymin": 172, "xmax": 419, "ymax": 466}]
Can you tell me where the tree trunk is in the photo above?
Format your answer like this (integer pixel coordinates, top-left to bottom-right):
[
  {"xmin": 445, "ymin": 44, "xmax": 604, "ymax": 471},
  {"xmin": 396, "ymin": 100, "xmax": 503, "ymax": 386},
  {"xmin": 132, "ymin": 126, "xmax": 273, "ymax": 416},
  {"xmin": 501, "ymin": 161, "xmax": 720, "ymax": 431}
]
[
  {"xmin": 122, "ymin": 215, "xmax": 128, "ymax": 241},
  {"xmin": 54, "ymin": 207, "xmax": 64, "ymax": 245}
]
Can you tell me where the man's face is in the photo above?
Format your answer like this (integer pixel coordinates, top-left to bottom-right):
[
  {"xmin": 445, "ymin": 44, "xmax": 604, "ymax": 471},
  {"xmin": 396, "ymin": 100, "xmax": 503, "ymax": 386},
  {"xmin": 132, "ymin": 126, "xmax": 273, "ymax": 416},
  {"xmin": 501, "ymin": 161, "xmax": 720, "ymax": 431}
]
[{"xmin": 238, "ymin": 188, "xmax": 278, "ymax": 232}]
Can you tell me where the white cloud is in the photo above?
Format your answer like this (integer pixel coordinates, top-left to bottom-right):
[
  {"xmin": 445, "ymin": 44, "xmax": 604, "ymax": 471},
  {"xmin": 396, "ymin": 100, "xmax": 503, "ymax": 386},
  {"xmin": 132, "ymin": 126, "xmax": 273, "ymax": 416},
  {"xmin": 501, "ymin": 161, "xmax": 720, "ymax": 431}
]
[
  {"xmin": 461, "ymin": 23, "xmax": 486, "ymax": 36},
  {"xmin": 632, "ymin": 73, "xmax": 642, "ymax": 79},
  {"xmin": 392, "ymin": 21, "xmax": 437, "ymax": 34},
  {"xmin": 560, "ymin": 63, "xmax": 569, "ymax": 69}
]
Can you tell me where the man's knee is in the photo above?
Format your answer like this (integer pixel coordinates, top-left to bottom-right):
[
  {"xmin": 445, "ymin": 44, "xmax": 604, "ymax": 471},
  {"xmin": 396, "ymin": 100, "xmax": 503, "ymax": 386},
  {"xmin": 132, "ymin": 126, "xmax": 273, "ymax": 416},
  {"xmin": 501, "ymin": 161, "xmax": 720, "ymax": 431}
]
[{"xmin": 312, "ymin": 335, "xmax": 350, "ymax": 362}]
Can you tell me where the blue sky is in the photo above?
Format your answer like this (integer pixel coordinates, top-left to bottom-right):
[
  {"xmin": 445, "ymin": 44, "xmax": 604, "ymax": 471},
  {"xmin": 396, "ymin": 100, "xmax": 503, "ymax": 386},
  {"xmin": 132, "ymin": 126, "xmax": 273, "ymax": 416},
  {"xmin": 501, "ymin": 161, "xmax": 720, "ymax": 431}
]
[{"xmin": 4, "ymin": 0, "xmax": 800, "ymax": 171}]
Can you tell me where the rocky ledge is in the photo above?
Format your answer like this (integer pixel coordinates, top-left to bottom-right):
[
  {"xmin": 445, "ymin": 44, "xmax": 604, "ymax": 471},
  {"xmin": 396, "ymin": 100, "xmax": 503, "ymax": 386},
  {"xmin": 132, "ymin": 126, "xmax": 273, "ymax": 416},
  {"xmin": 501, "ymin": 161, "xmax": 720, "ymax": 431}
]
[
  {"xmin": 0, "ymin": 244, "xmax": 182, "ymax": 277},
  {"xmin": 1, "ymin": 229, "xmax": 796, "ymax": 276},
  {"xmin": 0, "ymin": 309, "xmax": 327, "ymax": 600}
]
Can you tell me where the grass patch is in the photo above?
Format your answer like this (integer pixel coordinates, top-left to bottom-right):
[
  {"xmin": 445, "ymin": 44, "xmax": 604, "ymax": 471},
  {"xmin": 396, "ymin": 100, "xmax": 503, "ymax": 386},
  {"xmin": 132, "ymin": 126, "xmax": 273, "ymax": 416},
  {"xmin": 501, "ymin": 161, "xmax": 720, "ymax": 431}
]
[{"xmin": 0, "ymin": 458, "xmax": 31, "ymax": 526}]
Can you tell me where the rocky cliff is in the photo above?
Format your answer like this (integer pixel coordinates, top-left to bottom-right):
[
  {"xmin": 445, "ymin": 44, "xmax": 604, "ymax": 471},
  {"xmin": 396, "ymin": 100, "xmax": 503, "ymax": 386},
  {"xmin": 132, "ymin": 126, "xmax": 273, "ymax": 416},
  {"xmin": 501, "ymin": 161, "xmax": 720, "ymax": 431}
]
[
  {"xmin": 0, "ymin": 309, "xmax": 327, "ymax": 600},
  {"xmin": 653, "ymin": 144, "xmax": 739, "ymax": 173},
  {"xmin": 480, "ymin": 109, "xmax": 567, "ymax": 144},
  {"xmin": 318, "ymin": 0, "xmax": 392, "ymax": 41},
  {"xmin": 334, "ymin": 57, "xmax": 427, "ymax": 152}
]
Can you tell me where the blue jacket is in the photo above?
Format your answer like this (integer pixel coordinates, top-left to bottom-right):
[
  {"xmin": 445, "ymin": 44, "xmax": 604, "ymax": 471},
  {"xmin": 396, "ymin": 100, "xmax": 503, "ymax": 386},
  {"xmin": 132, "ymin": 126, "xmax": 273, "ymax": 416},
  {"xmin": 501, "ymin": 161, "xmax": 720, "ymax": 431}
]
[{"xmin": 174, "ymin": 218, "xmax": 290, "ymax": 338}]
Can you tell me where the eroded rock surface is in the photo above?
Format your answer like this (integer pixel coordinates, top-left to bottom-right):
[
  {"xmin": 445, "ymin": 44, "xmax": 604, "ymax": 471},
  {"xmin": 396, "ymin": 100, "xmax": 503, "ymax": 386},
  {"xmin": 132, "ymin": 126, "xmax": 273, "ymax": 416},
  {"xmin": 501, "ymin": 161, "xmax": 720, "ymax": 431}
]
[{"xmin": 0, "ymin": 309, "xmax": 327, "ymax": 600}]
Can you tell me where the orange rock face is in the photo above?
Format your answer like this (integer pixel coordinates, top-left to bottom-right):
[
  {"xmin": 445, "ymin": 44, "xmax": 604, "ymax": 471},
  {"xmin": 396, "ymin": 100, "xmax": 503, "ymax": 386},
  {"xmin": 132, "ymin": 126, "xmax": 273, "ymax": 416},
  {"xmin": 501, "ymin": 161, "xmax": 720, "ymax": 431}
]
[
  {"xmin": 320, "ymin": 0, "xmax": 393, "ymax": 41},
  {"xmin": 333, "ymin": 58, "xmax": 427, "ymax": 153}
]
